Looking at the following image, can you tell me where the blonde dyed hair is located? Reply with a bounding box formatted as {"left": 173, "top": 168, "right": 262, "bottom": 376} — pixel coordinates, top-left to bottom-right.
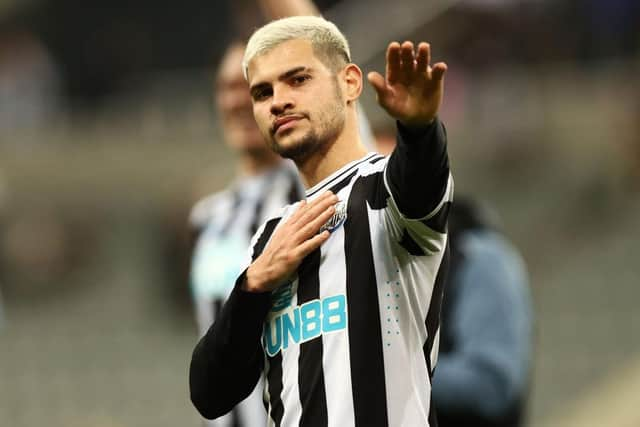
{"left": 242, "top": 16, "right": 351, "bottom": 80}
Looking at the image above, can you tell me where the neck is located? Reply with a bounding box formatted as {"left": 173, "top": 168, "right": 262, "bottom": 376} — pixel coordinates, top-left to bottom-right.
{"left": 296, "top": 113, "right": 367, "bottom": 188}
{"left": 238, "top": 150, "right": 282, "bottom": 176}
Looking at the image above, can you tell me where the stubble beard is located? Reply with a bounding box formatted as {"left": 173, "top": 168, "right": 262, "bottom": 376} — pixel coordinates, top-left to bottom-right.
{"left": 269, "top": 81, "right": 345, "bottom": 165}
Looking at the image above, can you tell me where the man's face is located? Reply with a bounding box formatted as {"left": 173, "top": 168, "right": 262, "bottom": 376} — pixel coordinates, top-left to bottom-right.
{"left": 216, "top": 45, "right": 267, "bottom": 155}
{"left": 247, "top": 39, "right": 346, "bottom": 163}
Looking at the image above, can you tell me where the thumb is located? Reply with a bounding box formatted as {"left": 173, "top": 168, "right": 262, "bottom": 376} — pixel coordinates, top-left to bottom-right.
{"left": 367, "top": 71, "right": 387, "bottom": 97}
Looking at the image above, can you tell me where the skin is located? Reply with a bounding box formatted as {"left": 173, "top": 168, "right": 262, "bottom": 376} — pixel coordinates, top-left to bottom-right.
{"left": 215, "top": 43, "right": 282, "bottom": 175}
{"left": 244, "top": 39, "right": 447, "bottom": 293}
{"left": 248, "top": 38, "right": 366, "bottom": 187}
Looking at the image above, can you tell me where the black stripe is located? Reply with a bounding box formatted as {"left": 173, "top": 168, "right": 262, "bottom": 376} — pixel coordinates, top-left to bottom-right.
{"left": 212, "top": 298, "right": 223, "bottom": 319}
{"left": 421, "top": 201, "right": 451, "bottom": 234}
{"left": 297, "top": 248, "right": 328, "bottom": 426}
{"left": 345, "top": 173, "right": 389, "bottom": 427}
{"left": 218, "top": 190, "right": 242, "bottom": 237}
{"left": 428, "top": 393, "right": 439, "bottom": 427}
{"left": 267, "top": 353, "right": 285, "bottom": 426}
{"left": 423, "top": 241, "right": 450, "bottom": 375}
{"left": 306, "top": 153, "right": 378, "bottom": 197}
{"left": 328, "top": 170, "right": 357, "bottom": 195}
{"left": 369, "top": 155, "right": 385, "bottom": 164}
{"left": 399, "top": 228, "right": 427, "bottom": 256}
{"left": 251, "top": 217, "right": 284, "bottom": 425}
{"left": 250, "top": 197, "right": 265, "bottom": 236}
{"left": 251, "top": 218, "right": 281, "bottom": 261}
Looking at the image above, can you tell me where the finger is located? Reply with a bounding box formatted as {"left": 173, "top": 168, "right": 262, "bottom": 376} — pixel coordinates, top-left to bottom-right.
{"left": 297, "top": 193, "right": 338, "bottom": 226}
{"left": 367, "top": 71, "right": 387, "bottom": 99}
{"left": 297, "top": 203, "right": 336, "bottom": 239}
{"left": 306, "top": 191, "right": 338, "bottom": 213}
{"left": 400, "top": 41, "right": 415, "bottom": 80}
{"left": 386, "top": 42, "right": 401, "bottom": 84}
{"left": 416, "top": 42, "right": 430, "bottom": 74}
{"left": 288, "top": 199, "right": 308, "bottom": 224}
{"left": 296, "top": 230, "right": 330, "bottom": 259}
{"left": 431, "top": 62, "right": 447, "bottom": 82}
{"left": 290, "top": 191, "right": 333, "bottom": 226}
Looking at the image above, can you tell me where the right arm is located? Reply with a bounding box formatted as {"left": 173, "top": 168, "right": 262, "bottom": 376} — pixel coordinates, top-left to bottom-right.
{"left": 189, "top": 272, "right": 272, "bottom": 419}
{"left": 189, "top": 191, "right": 338, "bottom": 418}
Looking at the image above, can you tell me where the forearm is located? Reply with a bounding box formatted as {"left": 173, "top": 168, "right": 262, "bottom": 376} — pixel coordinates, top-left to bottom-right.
{"left": 189, "top": 271, "right": 272, "bottom": 419}
{"left": 386, "top": 118, "right": 450, "bottom": 219}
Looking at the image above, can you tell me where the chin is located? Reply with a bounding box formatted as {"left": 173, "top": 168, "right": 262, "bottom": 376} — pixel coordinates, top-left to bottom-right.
{"left": 271, "top": 133, "right": 319, "bottom": 163}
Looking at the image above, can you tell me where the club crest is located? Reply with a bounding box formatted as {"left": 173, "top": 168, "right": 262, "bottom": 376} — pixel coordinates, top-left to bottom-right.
{"left": 320, "top": 201, "right": 346, "bottom": 233}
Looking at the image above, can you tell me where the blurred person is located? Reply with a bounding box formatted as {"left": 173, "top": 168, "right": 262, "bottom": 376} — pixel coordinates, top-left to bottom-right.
{"left": 433, "top": 199, "right": 532, "bottom": 427}
{"left": 0, "top": 25, "right": 61, "bottom": 133}
{"left": 376, "top": 128, "right": 533, "bottom": 427}
{"left": 190, "top": 15, "right": 452, "bottom": 426}
{"left": 188, "top": 40, "right": 303, "bottom": 427}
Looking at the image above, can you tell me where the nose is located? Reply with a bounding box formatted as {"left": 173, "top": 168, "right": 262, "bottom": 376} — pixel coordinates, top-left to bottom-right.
{"left": 270, "top": 86, "right": 294, "bottom": 116}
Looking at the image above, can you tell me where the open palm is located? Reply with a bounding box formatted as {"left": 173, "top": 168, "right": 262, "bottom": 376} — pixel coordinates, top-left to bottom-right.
{"left": 368, "top": 41, "right": 446, "bottom": 127}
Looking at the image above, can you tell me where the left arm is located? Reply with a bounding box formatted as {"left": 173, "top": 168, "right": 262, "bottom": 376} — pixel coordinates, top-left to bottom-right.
{"left": 386, "top": 119, "right": 449, "bottom": 219}
{"left": 368, "top": 42, "right": 450, "bottom": 218}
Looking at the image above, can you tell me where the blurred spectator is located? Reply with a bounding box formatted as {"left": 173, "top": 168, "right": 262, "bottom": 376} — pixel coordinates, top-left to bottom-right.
{"left": 0, "top": 25, "right": 61, "bottom": 134}
{"left": 187, "top": 40, "right": 303, "bottom": 427}
{"left": 433, "top": 198, "right": 533, "bottom": 427}
{"left": 0, "top": 207, "right": 99, "bottom": 299}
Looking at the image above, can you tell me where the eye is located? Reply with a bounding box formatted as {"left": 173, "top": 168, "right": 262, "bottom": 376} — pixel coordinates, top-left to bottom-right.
{"left": 252, "top": 87, "right": 272, "bottom": 101}
{"left": 291, "top": 75, "right": 310, "bottom": 85}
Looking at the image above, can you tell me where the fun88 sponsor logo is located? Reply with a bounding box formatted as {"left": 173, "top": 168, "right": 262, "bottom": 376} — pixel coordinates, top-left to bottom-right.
{"left": 263, "top": 294, "right": 347, "bottom": 356}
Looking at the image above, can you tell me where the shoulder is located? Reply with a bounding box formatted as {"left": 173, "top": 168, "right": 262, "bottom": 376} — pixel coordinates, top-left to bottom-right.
{"left": 459, "top": 230, "right": 522, "bottom": 266}
{"left": 456, "top": 229, "right": 529, "bottom": 297}
{"left": 188, "top": 189, "right": 234, "bottom": 230}
{"left": 359, "top": 153, "right": 387, "bottom": 176}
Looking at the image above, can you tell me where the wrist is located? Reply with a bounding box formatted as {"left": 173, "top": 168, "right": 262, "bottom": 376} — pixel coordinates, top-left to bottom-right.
{"left": 244, "top": 262, "right": 273, "bottom": 293}
{"left": 398, "top": 116, "right": 436, "bottom": 131}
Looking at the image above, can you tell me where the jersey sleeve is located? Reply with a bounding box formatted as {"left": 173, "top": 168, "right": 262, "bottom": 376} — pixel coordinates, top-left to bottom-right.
{"left": 382, "top": 118, "right": 454, "bottom": 253}
{"left": 189, "top": 215, "right": 283, "bottom": 420}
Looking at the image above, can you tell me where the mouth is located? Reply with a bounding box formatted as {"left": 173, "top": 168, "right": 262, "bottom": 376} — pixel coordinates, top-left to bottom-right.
{"left": 272, "top": 115, "right": 304, "bottom": 135}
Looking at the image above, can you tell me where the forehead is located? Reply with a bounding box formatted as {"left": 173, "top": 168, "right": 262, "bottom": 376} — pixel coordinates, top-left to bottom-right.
{"left": 217, "top": 46, "right": 245, "bottom": 85}
{"left": 247, "top": 39, "right": 325, "bottom": 85}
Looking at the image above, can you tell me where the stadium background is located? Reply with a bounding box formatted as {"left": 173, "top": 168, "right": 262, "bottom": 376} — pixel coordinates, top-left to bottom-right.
{"left": 1, "top": 0, "right": 639, "bottom": 426}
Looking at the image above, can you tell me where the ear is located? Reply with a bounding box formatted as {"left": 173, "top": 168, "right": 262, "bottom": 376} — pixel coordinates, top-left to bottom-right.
{"left": 341, "top": 63, "right": 363, "bottom": 104}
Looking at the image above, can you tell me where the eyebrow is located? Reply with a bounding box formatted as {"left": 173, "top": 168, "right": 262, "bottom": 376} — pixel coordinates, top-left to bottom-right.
{"left": 249, "top": 66, "right": 311, "bottom": 96}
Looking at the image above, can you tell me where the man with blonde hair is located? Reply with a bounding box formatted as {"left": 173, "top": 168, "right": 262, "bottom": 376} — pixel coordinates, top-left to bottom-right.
{"left": 190, "top": 15, "right": 452, "bottom": 427}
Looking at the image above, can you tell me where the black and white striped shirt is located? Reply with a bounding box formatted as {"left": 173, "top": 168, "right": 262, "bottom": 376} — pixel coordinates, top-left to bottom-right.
{"left": 190, "top": 119, "right": 453, "bottom": 427}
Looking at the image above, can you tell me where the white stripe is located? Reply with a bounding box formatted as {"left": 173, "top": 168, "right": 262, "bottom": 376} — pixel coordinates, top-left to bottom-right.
{"left": 319, "top": 224, "right": 356, "bottom": 427}
{"left": 279, "top": 290, "right": 302, "bottom": 426}
{"left": 368, "top": 204, "right": 443, "bottom": 425}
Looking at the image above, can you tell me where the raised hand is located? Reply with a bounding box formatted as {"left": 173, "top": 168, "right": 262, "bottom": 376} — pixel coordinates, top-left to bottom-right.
{"left": 367, "top": 41, "right": 447, "bottom": 127}
{"left": 244, "top": 191, "right": 339, "bottom": 293}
